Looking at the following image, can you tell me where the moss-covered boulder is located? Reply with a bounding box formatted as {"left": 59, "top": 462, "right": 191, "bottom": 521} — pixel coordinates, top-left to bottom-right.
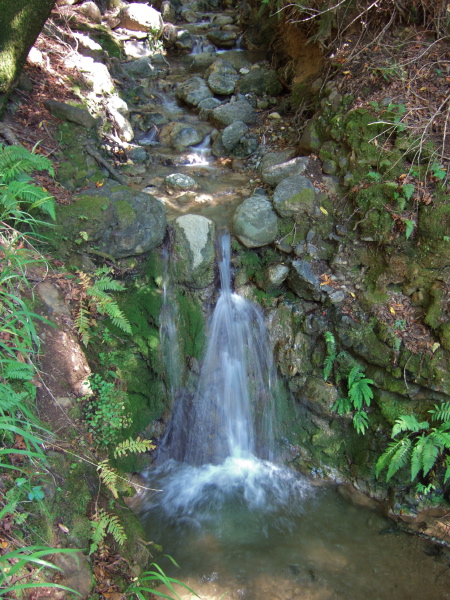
{"left": 56, "top": 180, "right": 166, "bottom": 258}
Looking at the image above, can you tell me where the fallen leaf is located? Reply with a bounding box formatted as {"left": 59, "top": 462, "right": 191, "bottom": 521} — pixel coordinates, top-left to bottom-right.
{"left": 319, "top": 206, "right": 329, "bottom": 215}
{"left": 58, "top": 523, "right": 70, "bottom": 534}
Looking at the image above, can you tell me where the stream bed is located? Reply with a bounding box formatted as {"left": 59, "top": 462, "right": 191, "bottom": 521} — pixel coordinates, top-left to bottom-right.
{"left": 132, "top": 457, "right": 450, "bottom": 600}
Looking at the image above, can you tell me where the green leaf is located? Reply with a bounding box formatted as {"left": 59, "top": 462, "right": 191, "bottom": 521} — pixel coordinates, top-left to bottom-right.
{"left": 402, "top": 183, "right": 415, "bottom": 200}
{"left": 404, "top": 219, "right": 415, "bottom": 239}
{"left": 386, "top": 437, "right": 412, "bottom": 481}
{"left": 391, "top": 414, "right": 428, "bottom": 438}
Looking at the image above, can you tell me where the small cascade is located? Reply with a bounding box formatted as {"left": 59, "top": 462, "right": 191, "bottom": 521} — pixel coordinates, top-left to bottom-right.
{"left": 185, "top": 134, "right": 212, "bottom": 166}
{"left": 159, "top": 248, "right": 183, "bottom": 403}
{"left": 159, "top": 231, "right": 277, "bottom": 465}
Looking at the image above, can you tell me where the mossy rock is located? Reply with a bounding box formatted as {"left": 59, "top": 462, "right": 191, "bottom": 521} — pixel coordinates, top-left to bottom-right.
{"left": 353, "top": 182, "right": 398, "bottom": 242}
{"left": 418, "top": 201, "right": 450, "bottom": 240}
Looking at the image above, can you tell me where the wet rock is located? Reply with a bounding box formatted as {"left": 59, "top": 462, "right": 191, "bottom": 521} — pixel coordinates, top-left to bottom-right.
{"left": 261, "top": 157, "right": 309, "bottom": 186}
{"left": 175, "top": 29, "right": 195, "bottom": 52}
{"left": 212, "top": 15, "right": 234, "bottom": 26}
{"left": 181, "top": 8, "right": 198, "bottom": 22}
{"left": 161, "top": 0, "right": 176, "bottom": 23}
{"left": 210, "top": 99, "right": 257, "bottom": 128}
{"left": 119, "top": 4, "right": 163, "bottom": 34}
{"left": 189, "top": 52, "right": 218, "bottom": 73}
{"left": 302, "top": 377, "right": 338, "bottom": 418}
{"left": 198, "top": 97, "right": 223, "bottom": 119}
{"left": 123, "top": 57, "right": 159, "bottom": 79}
{"left": 176, "top": 77, "right": 213, "bottom": 108}
{"left": 273, "top": 175, "right": 316, "bottom": 218}
{"left": 172, "top": 214, "right": 216, "bottom": 288}
{"left": 207, "top": 71, "right": 239, "bottom": 95}
{"left": 221, "top": 120, "right": 249, "bottom": 151}
{"left": 58, "top": 181, "right": 166, "bottom": 259}
{"left": 288, "top": 260, "right": 322, "bottom": 301}
{"left": 207, "top": 29, "right": 239, "bottom": 49}
{"left": 238, "top": 65, "right": 283, "bottom": 97}
{"left": 162, "top": 23, "right": 178, "bottom": 48}
{"left": 159, "top": 122, "right": 204, "bottom": 149}
{"left": 165, "top": 173, "right": 198, "bottom": 190}
{"left": 233, "top": 193, "right": 278, "bottom": 248}
{"left": 129, "top": 146, "right": 148, "bottom": 162}
{"left": 43, "top": 100, "right": 96, "bottom": 129}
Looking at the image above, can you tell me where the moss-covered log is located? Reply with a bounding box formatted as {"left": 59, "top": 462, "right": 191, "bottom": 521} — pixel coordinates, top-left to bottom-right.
{"left": 0, "top": 0, "right": 56, "bottom": 117}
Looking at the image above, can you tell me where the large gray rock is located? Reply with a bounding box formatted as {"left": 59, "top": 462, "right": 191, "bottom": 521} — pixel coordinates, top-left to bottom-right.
{"left": 261, "top": 157, "right": 309, "bottom": 186}
{"left": 165, "top": 173, "right": 198, "bottom": 190}
{"left": 43, "top": 100, "right": 96, "bottom": 129}
{"left": 272, "top": 175, "right": 316, "bottom": 218}
{"left": 159, "top": 122, "right": 204, "bottom": 149}
{"left": 175, "top": 30, "right": 194, "bottom": 52}
{"left": 221, "top": 120, "right": 248, "bottom": 151}
{"left": 176, "top": 77, "right": 213, "bottom": 107}
{"left": 238, "top": 66, "right": 283, "bottom": 97}
{"left": 288, "top": 260, "right": 322, "bottom": 301}
{"left": 233, "top": 193, "right": 278, "bottom": 248}
{"left": 207, "top": 71, "right": 239, "bottom": 95}
{"left": 119, "top": 4, "right": 164, "bottom": 34}
{"left": 57, "top": 182, "right": 166, "bottom": 258}
{"left": 172, "top": 215, "right": 216, "bottom": 288}
{"left": 210, "top": 99, "right": 257, "bottom": 128}
{"left": 123, "top": 57, "right": 159, "bottom": 79}
{"left": 207, "top": 29, "right": 238, "bottom": 49}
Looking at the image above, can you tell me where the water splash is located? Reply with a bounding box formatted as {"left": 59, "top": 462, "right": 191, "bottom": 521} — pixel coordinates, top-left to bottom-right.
{"left": 185, "top": 134, "right": 212, "bottom": 166}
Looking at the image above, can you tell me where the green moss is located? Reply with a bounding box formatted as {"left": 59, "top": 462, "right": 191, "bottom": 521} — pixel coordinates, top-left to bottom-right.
{"left": 419, "top": 202, "right": 450, "bottom": 239}
{"left": 115, "top": 200, "right": 136, "bottom": 228}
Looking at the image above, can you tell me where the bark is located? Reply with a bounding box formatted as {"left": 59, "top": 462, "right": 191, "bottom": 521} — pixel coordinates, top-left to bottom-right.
{"left": 0, "top": 0, "right": 56, "bottom": 117}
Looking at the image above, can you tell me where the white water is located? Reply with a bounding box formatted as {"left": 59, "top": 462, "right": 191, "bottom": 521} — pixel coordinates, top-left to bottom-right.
{"left": 132, "top": 233, "right": 450, "bottom": 600}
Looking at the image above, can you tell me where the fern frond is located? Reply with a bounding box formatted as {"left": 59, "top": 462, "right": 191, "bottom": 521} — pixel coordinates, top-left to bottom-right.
{"left": 429, "top": 402, "right": 450, "bottom": 423}
{"left": 91, "top": 275, "right": 125, "bottom": 293}
{"left": 353, "top": 410, "right": 369, "bottom": 435}
{"left": 97, "top": 459, "right": 119, "bottom": 498}
{"left": 420, "top": 436, "right": 440, "bottom": 477}
{"left": 0, "top": 144, "right": 54, "bottom": 184}
{"left": 74, "top": 302, "right": 91, "bottom": 346}
{"left": 90, "top": 508, "right": 126, "bottom": 555}
{"left": 376, "top": 437, "right": 412, "bottom": 480}
{"left": 391, "top": 414, "right": 429, "bottom": 438}
{"left": 386, "top": 437, "right": 412, "bottom": 481}
{"left": 2, "top": 360, "right": 34, "bottom": 381}
{"left": 113, "top": 437, "right": 155, "bottom": 459}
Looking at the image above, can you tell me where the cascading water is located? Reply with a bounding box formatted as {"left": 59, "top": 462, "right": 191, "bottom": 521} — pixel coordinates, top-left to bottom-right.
{"left": 160, "top": 232, "right": 276, "bottom": 465}
{"left": 131, "top": 233, "right": 450, "bottom": 600}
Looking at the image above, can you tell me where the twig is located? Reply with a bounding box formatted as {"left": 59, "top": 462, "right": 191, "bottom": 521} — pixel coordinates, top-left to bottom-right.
{"left": 83, "top": 143, "right": 128, "bottom": 185}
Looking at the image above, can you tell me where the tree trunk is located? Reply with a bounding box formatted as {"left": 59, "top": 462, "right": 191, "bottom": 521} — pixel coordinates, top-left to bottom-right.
{"left": 0, "top": 0, "right": 56, "bottom": 118}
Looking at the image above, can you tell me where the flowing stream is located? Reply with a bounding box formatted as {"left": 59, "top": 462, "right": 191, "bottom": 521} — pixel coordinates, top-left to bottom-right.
{"left": 131, "top": 235, "right": 450, "bottom": 600}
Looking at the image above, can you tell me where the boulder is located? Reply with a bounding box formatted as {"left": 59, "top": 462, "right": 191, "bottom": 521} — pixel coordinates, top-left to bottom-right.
{"left": 79, "top": 1, "right": 101, "bottom": 23}
{"left": 172, "top": 215, "right": 216, "bottom": 288}
{"left": 175, "top": 30, "right": 194, "bottom": 52}
{"left": 165, "top": 173, "right": 198, "bottom": 190}
{"left": 233, "top": 193, "right": 278, "bottom": 248}
{"left": 261, "top": 157, "right": 309, "bottom": 186}
{"left": 221, "top": 120, "right": 248, "bottom": 151}
{"left": 119, "top": 4, "right": 163, "bottom": 34}
{"left": 238, "top": 65, "right": 283, "bottom": 96}
{"left": 57, "top": 181, "right": 166, "bottom": 258}
{"left": 176, "top": 77, "right": 213, "bottom": 108}
{"left": 288, "top": 260, "right": 322, "bottom": 301}
{"left": 207, "top": 29, "right": 238, "bottom": 49}
{"left": 272, "top": 175, "right": 316, "bottom": 218}
{"left": 43, "top": 100, "right": 96, "bottom": 129}
{"left": 210, "top": 99, "right": 257, "bottom": 128}
{"left": 123, "top": 57, "right": 159, "bottom": 79}
{"left": 159, "top": 122, "right": 204, "bottom": 149}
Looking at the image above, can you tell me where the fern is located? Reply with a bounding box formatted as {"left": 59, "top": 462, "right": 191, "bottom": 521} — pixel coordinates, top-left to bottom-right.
{"left": 429, "top": 402, "right": 450, "bottom": 423}
{"left": 114, "top": 437, "right": 156, "bottom": 458}
{"left": 97, "top": 459, "right": 119, "bottom": 499}
{"left": 90, "top": 508, "right": 127, "bottom": 555}
{"left": 0, "top": 144, "right": 54, "bottom": 184}
{"left": 74, "top": 302, "right": 91, "bottom": 346}
{"left": 353, "top": 410, "right": 369, "bottom": 435}
{"left": 347, "top": 366, "right": 374, "bottom": 410}
{"left": 391, "top": 414, "right": 429, "bottom": 438}
{"left": 323, "top": 331, "right": 336, "bottom": 382}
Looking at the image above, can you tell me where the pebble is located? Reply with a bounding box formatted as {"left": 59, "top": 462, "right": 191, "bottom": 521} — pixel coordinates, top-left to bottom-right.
{"left": 268, "top": 112, "right": 282, "bottom": 119}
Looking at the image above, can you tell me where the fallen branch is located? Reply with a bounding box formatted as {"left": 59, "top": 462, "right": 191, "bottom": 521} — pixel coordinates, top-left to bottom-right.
{"left": 0, "top": 122, "right": 22, "bottom": 146}
{"left": 83, "top": 143, "right": 128, "bottom": 185}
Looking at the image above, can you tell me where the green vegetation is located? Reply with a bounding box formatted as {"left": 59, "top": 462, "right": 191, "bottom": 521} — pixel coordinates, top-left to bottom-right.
{"left": 79, "top": 373, "right": 132, "bottom": 447}
{"left": 376, "top": 404, "right": 450, "bottom": 493}
{"left": 0, "top": 144, "right": 77, "bottom": 595}
{"left": 323, "top": 332, "right": 374, "bottom": 435}
{"left": 127, "top": 558, "right": 200, "bottom": 600}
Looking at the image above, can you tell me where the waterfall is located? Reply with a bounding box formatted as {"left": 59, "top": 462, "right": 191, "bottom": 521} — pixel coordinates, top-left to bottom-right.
{"left": 159, "top": 232, "right": 277, "bottom": 465}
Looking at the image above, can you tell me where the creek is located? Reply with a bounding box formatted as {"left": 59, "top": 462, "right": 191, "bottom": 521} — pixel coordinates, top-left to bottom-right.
{"left": 131, "top": 238, "right": 450, "bottom": 600}
{"left": 113, "top": 10, "right": 450, "bottom": 599}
